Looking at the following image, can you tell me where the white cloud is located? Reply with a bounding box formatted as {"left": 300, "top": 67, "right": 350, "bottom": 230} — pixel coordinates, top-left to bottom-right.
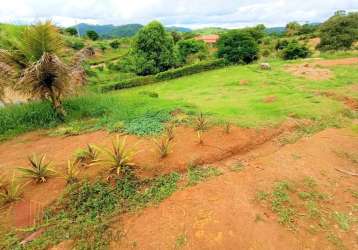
{"left": 0, "top": 0, "right": 357, "bottom": 28}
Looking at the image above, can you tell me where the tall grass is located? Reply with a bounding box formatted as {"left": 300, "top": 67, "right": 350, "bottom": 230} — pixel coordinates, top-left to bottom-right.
{"left": 0, "top": 92, "right": 186, "bottom": 140}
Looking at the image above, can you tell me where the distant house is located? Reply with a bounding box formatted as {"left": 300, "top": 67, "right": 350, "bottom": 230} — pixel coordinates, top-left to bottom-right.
{"left": 195, "top": 35, "right": 220, "bottom": 45}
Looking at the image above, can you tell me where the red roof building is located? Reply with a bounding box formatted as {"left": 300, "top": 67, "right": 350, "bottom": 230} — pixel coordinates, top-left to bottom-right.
{"left": 195, "top": 35, "right": 220, "bottom": 44}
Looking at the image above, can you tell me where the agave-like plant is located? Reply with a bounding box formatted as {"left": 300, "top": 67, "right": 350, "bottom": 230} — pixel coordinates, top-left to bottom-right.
{"left": 194, "top": 113, "right": 209, "bottom": 132}
{"left": 64, "top": 160, "right": 80, "bottom": 185}
{"left": 0, "top": 173, "right": 24, "bottom": 205}
{"left": 0, "top": 21, "right": 86, "bottom": 119}
{"left": 17, "top": 154, "right": 56, "bottom": 183}
{"left": 164, "top": 123, "right": 175, "bottom": 141}
{"left": 153, "top": 136, "right": 172, "bottom": 158}
{"left": 95, "top": 136, "right": 136, "bottom": 178}
{"left": 74, "top": 144, "right": 99, "bottom": 166}
{"left": 223, "top": 121, "right": 231, "bottom": 134}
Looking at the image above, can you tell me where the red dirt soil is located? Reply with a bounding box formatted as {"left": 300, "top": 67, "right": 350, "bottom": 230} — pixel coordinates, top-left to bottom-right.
{"left": 286, "top": 57, "right": 358, "bottom": 81}
{"left": 0, "top": 121, "right": 298, "bottom": 229}
{"left": 110, "top": 128, "right": 358, "bottom": 250}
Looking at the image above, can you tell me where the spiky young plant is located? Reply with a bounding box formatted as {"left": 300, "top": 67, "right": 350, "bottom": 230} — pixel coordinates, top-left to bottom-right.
{"left": 194, "top": 113, "right": 209, "bottom": 132}
{"left": 0, "top": 173, "right": 24, "bottom": 206}
{"left": 0, "top": 21, "right": 85, "bottom": 119}
{"left": 223, "top": 121, "right": 231, "bottom": 134}
{"left": 96, "top": 136, "right": 136, "bottom": 178}
{"left": 194, "top": 113, "right": 209, "bottom": 144}
{"left": 74, "top": 144, "right": 99, "bottom": 166}
{"left": 164, "top": 123, "right": 175, "bottom": 141}
{"left": 153, "top": 136, "right": 172, "bottom": 158}
{"left": 64, "top": 160, "right": 80, "bottom": 185}
{"left": 17, "top": 154, "right": 56, "bottom": 183}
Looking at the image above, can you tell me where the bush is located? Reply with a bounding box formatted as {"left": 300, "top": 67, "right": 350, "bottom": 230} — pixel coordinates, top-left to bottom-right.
{"left": 65, "top": 27, "right": 78, "bottom": 36}
{"left": 109, "top": 40, "right": 120, "bottom": 49}
{"left": 177, "top": 39, "right": 207, "bottom": 64}
{"left": 155, "top": 59, "right": 226, "bottom": 81}
{"left": 69, "top": 40, "right": 85, "bottom": 50}
{"left": 86, "top": 30, "right": 99, "bottom": 41}
{"left": 317, "top": 11, "right": 358, "bottom": 51}
{"left": 275, "top": 39, "right": 289, "bottom": 50}
{"left": 217, "top": 30, "right": 259, "bottom": 64}
{"left": 101, "top": 59, "right": 227, "bottom": 92}
{"left": 282, "top": 40, "right": 310, "bottom": 60}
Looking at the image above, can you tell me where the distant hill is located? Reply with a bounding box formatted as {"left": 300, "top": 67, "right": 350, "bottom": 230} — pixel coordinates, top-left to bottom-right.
{"left": 74, "top": 23, "right": 192, "bottom": 38}
{"left": 166, "top": 26, "right": 192, "bottom": 33}
{"left": 194, "top": 27, "right": 228, "bottom": 35}
{"left": 74, "top": 23, "right": 143, "bottom": 38}
{"left": 265, "top": 27, "right": 286, "bottom": 34}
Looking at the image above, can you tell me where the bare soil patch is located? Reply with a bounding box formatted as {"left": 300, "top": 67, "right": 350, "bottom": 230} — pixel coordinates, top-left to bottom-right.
{"left": 286, "top": 57, "right": 358, "bottom": 80}
{"left": 110, "top": 128, "right": 358, "bottom": 250}
{"left": 320, "top": 91, "right": 358, "bottom": 111}
{"left": 286, "top": 64, "right": 332, "bottom": 80}
{"left": 0, "top": 121, "right": 298, "bottom": 228}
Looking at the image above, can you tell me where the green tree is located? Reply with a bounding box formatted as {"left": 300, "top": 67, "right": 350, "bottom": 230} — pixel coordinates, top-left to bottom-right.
{"left": 0, "top": 21, "right": 83, "bottom": 119}
{"left": 217, "top": 30, "right": 259, "bottom": 64}
{"left": 317, "top": 12, "right": 358, "bottom": 51}
{"left": 86, "top": 30, "right": 99, "bottom": 41}
{"left": 286, "top": 22, "right": 301, "bottom": 36}
{"left": 65, "top": 27, "right": 78, "bottom": 36}
{"left": 242, "top": 24, "right": 266, "bottom": 41}
{"left": 127, "top": 21, "right": 176, "bottom": 75}
{"left": 177, "top": 39, "right": 207, "bottom": 64}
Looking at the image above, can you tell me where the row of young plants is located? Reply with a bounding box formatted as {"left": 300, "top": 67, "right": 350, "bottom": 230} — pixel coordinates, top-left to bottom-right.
{"left": 0, "top": 112, "right": 229, "bottom": 207}
{"left": 99, "top": 59, "right": 228, "bottom": 92}
{"left": 0, "top": 114, "right": 230, "bottom": 249}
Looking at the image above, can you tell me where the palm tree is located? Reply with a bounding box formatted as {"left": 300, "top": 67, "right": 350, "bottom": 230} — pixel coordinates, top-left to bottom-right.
{"left": 0, "top": 21, "right": 79, "bottom": 119}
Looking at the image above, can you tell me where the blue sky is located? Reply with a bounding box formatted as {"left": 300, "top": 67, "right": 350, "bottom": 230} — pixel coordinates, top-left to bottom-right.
{"left": 0, "top": 0, "right": 357, "bottom": 28}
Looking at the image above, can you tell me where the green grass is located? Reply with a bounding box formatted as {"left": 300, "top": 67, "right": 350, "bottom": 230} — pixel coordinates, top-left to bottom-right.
{"left": 116, "top": 60, "right": 357, "bottom": 127}
{"left": 187, "top": 165, "right": 222, "bottom": 186}
{"left": 0, "top": 93, "right": 190, "bottom": 140}
{"left": 0, "top": 172, "right": 181, "bottom": 250}
{"left": 1, "top": 57, "right": 357, "bottom": 140}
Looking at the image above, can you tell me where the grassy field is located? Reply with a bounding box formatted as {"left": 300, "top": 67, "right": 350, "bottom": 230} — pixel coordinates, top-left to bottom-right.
{"left": 115, "top": 59, "right": 357, "bottom": 127}
{"left": 0, "top": 57, "right": 357, "bottom": 141}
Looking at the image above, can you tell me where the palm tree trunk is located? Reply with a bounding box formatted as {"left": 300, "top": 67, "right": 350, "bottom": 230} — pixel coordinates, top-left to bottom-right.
{"left": 49, "top": 89, "right": 66, "bottom": 120}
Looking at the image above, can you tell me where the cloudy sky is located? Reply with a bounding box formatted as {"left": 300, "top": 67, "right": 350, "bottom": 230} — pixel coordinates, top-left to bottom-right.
{"left": 0, "top": 0, "right": 357, "bottom": 28}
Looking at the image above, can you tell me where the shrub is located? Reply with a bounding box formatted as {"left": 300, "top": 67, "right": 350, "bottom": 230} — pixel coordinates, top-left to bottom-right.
{"left": 177, "top": 39, "right": 207, "bottom": 64}
{"left": 217, "top": 30, "right": 259, "bottom": 64}
{"left": 17, "top": 154, "right": 56, "bottom": 183}
{"left": 282, "top": 40, "right": 310, "bottom": 60}
{"left": 155, "top": 59, "right": 226, "bottom": 81}
{"left": 86, "top": 30, "right": 99, "bottom": 41}
{"left": 101, "top": 59, "right": 227, "bottom": 92}
{"left": 109, "top": 40, "right": 120, "bottom": 49}
{"left": 318, "top": 11, "right": 358, "bottom": 51}
{"left": 66, "top": 39, "right": 85, "bottom": 50}
{"left": 275, "top": 39, "right": 289, "bottom": 50}
{"left": 65, "top": 27, "right": 78, "bottom": 36}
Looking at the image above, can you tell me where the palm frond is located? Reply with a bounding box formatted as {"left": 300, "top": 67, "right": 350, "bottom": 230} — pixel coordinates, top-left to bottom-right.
{"left": 16, "top": 53, "right": 70, "bottom": 99}
{"left": 20, "top": 21, "right": 64, "bottom": 62}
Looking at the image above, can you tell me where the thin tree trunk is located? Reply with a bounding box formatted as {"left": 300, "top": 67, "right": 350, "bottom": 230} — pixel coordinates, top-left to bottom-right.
{"left": 49, "top": 89, "right": 66, "bottom": 120}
